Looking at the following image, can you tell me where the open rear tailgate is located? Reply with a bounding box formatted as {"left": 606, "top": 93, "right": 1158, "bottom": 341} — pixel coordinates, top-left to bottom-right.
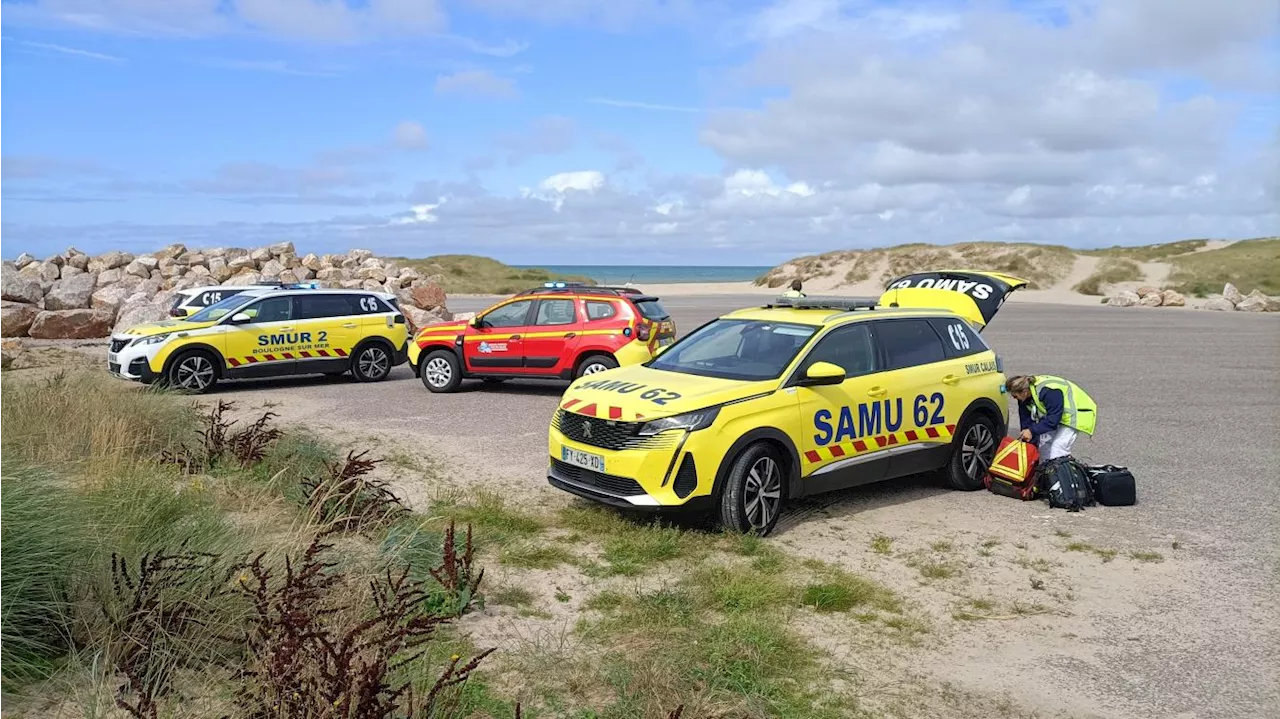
{"left": 878, "top": 270, "right": 1028, "bottom": 329}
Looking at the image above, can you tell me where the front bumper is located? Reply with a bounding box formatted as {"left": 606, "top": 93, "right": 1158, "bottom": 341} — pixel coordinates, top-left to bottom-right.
{"left": 107, "top": 336, "right": 163, "bottom": 384}
{"left": 547, "top": 424, "right": 718, "bottom": 510}
{"left": 392, "top": 342, "right": 409, "bottom": 367}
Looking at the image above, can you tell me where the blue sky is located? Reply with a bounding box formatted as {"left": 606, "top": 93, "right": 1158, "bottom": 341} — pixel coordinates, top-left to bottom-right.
{"left": 2, "top": 0, "right": 1277, "bottom": 264}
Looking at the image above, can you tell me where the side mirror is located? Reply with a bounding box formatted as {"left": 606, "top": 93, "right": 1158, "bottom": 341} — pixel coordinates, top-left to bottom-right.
{"left": 471, "top": 316, "right": 486, "bottom": 329}
{"left": 169, "top": 307, "right": 190, "bottom": 318}
{"left": 229, "top": 312, "right": 252, "bottom": 324}
{"left": 800, "top": 361, "right": 845, "bottom": 386}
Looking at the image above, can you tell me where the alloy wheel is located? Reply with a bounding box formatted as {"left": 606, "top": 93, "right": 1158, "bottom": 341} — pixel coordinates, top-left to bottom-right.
{"left": 175, "top": 355, "right": 214, "bottom": 391}
{"left": 424, "top": 357, "right": 452, "bottom": 387}
{"left": 582, "top": 362, "right": 609, "bottom": 375}
{"left": 744, "top": 456, "right": 782, "bottom": 529}
{"left": 359, "top": 347, "right": 389, "bottom": 379}
{"left": 961, "top": 423, "right": 996, "bottom": 480}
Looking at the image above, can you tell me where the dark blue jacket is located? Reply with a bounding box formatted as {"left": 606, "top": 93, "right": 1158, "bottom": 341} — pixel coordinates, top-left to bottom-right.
{"left": 1018, "top": 385, "right": 1064, "bottom": 442}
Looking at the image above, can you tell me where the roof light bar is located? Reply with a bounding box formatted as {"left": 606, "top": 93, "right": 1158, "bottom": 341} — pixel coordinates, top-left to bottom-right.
{"left": 768, "top": 296, "right": 879, "bottom": 311}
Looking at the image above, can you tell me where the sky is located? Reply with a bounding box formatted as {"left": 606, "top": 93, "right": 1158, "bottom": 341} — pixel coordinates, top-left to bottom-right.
{"left": 2, "top": 0, "right": 1277, "bottom": 265}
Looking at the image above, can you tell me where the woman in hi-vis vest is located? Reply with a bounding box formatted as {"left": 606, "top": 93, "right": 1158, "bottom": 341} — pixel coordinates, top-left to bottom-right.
{"left": 1006, "top": 375, "right": 1098, "bottom": 461}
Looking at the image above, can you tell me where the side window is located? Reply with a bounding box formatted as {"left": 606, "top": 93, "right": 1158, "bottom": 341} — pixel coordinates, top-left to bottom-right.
{"left": 585, "top": 300, "right": 617, "bottom": 321}
{"left": 297, "top": 295, "right": 357, "bottom": 320}
{"left": 242, "top": 297, "right": 293, "bottom": 324}
{"left": 928, "top": 317, "right": 987, "bottom": 358}
{"left": 798, "top": 324, "right": 878, "bottom": 377}
{"left": 535, "top": 299, "right": 577, "bottom": 326}
{"left": 481, "top": 300, "right": 533, "bottom": 328}
{"left": 874, "top": 319, "right": 948, "bottom": 370}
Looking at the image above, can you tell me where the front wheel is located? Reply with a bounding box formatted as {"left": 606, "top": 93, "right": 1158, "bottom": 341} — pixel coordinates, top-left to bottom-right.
{"left": 166, "top": 351, "right": 218, "bottom": 394}
{"left": 351, "top": 343, "right": 392, "bottom": 382}
{"left": 576, "top": 355, "right": 618, "bottom": 378}
{"left": 718, "top": 443, "right": 785, "bottom": 536}
{"left": 945, "top": 413, "right": 998, "bottom": 490}
{"left": 420, "top": 350, "right": 462, "bottom": 393}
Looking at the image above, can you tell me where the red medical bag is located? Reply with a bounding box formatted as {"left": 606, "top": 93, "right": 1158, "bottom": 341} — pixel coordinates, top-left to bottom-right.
{"left": 984, "top": 437, "right": 1040, "bottom": 500}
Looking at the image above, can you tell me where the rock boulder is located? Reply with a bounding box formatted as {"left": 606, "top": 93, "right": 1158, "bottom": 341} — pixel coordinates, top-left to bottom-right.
{"left": 1223, "top": 283, "right": 1244, "bottom": 305}
{"left": 1201, "top": 298, "right": 1236, "bottom": 311}
{"left": 1237, "top": 291, "right": 1270, "bottom": 312}
{"left": 1106, "top": 291, "right": 1140, "bottom": 307}
{"left": 45, "top": 272, "right": 98, "bottom": 310}
{"left": 1139, "top": 292, "right": 1163, "bottom": 307}
{"left": 410, "top": 283, "right": 448, "bottom": 310}
{"left": 3, "top": 265, "right": 46, "bottom": 304}
{"left": 1, "top": 301, "right": 40, "bottom": 337}
{"left": 1159, "top": 289, "right": 1186, "bottom": 307}
{"left": 91, "top": 285, "right": 134, "bottom": 315}
{"left": 29, "top": 309, "right": 114, "bottom": 339}
{"left": 113, "top": 299, "right": 170, "bottom": 334}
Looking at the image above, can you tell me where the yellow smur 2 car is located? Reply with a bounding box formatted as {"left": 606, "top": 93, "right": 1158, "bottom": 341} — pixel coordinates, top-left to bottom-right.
{"left": 548, "top": 270, "right": 1027, "bottom": 535}
{"left": 108, "top": 283, "right": 408, "bottom": 393}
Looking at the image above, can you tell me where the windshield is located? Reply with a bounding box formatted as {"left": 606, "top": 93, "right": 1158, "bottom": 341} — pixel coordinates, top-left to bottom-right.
{"left": 647, "top": 318, "right": 818, "bottom": 381}
{"left": 186, "top": 294, "right": 258, "bottom": 323}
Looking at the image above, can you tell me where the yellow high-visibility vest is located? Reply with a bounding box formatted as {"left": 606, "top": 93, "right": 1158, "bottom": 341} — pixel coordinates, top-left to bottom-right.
{"left": 1030, "top": 375, "right": 1097, "bottom": 435}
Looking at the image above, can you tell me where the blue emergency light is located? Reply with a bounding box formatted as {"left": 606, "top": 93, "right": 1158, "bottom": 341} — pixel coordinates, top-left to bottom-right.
{"left": 544, "top": 281, "right": 568, "bottom": 288}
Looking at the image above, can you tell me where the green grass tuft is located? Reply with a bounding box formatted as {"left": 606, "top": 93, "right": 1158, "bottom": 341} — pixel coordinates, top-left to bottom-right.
{"left": 1072, "top": 257, "right": 1143, "bottom": 295}
{"left": 1167, "top": 237, "right": 1280, "bottom": 296}
{"left": 871, "top": 534, "right": 894, "bottom": 555}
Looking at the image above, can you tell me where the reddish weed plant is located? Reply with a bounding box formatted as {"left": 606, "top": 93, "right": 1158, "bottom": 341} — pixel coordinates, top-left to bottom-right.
{"left": 162, "top": 400, "right": 282, "bottom": 472}
{"left": 234, "top": 530, "right": 493, "bottom": 719}
{"left": 301, "top": 449, "right": 406, "bottom": 532}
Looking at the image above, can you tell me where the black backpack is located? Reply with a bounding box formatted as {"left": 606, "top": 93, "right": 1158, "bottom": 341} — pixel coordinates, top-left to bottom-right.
{"left": 1038, "top": 457, "right": 1095, "bottom": 512}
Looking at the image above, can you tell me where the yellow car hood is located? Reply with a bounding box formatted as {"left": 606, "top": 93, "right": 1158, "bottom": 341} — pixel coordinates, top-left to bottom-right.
{"left": 119, "top": 318, "right": 220, "bottom": 337}
{"left": 560, "top": 365, "right": 776, "bottom": 421}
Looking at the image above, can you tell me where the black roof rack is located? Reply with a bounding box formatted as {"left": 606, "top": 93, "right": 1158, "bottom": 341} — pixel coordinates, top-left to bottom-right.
{"left": 517, "top": 282, "right": 649, "bottom": 298}
{"left": 251, "top": 281, "right": 323, "bottom": 290}
{"left": 764, "top": 296, "right": 879, "bottom": 311}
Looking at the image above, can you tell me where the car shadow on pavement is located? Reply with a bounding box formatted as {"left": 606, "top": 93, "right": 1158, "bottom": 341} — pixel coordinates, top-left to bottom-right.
{"left": 772, "top": 473, "right": 953, "bottom": 536}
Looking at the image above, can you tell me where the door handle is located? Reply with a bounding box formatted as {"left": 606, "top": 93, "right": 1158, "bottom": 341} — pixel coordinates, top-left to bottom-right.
{"left": 565, "top": 332, "right": 576, "bottom": 339}
{"left": 278, "top": 326, "right": 294, "bottom": 332}
{"left": 942, "top": 374, "right": 960, "bottom": 385}
{"left": 510, "top": 334, "right": 521, "bottom": 340}
{"left": 342, "top": 323, "right": 358, "bottom": 329}
{"left": 867, "top": 386, "right": 887, "bottom": 398}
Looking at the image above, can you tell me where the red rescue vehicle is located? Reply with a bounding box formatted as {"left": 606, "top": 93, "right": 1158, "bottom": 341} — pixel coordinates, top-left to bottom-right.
{"left": 408, "top": 283, "right": 675, "bottom": 393}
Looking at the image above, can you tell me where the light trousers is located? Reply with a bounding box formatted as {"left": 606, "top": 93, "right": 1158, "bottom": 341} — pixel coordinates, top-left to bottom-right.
{"left": 1038, "top": 425, "right": 1078, "bottom": 461}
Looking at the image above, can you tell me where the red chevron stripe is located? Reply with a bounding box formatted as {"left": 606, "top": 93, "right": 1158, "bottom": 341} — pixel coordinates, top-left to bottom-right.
{"left": 227, "top": 357, "right": 241, "bottom": 367}
{"left": 829, "top": 445, "right": 846, "bottom": 458}
{"left": 608, "top": 406, "right": 623, "bottom": 420}
{"left": 875, "top": 435, "right": 888, "bottom": 448}
{"left": 946, "top": 424, "right": 956, "bottom": 434}
{"left": 804, "top": 450, "right": 821, "bottom": 463}
{"left": 887, "top": 433, "right": 899, "bottom": 446}
{"left": 245, "top": 355, "right": 259, "bottom": 363}
{"left": 318, "top": 349, "right": 330, "bottom": 357}
{"left": 299, "top": 351, "right": 311, "bottom": 358}
{"left": 562, "top": 398, "right": 582, "bottom": 410}
{"left": 905, "top": 430, "right": 919, "bottom": 441}
{"left": 925, "top": 426, "right": 940, "bottom": 439}
{"left": 853, "top": 440, "right": 868, "bottom": 452}
{"left": 264, "top": 354, "right": 276, "bottom": 362}
{"left": 578, "top": 403, "right": 598, "bottom": 417}
{"left": 335, "top": 348, "right": 348, "bottom": 357}
{"left": 282, "top": 352, "right": 294, "bottom": 360}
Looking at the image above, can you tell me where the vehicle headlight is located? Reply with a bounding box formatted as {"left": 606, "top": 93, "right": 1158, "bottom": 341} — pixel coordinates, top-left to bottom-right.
{"left": 637, "top": 406, "right": 720, "bottom": 436}
{"left": 131, "top": 333, "right": 172, "bottom": 347}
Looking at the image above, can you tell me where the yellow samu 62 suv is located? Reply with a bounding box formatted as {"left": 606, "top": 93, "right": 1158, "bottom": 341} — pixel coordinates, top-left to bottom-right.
{"left": 547, "top": 271, "right": 1027, "bottom": 535}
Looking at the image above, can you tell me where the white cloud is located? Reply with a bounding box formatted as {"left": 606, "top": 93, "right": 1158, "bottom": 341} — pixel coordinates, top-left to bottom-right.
{"left": 393, "top": 121, "right": 429, "bottom": 151}
{"left": 537, "top": 170, "right": 607, "bottom": 194}
{"left": 434, "top": 69, "right": 520, "bottom": 99}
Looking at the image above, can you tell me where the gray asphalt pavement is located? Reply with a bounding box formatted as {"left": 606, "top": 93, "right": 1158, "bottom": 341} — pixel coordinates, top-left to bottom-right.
{"left": 212, "top": 295, "right": 1279, "bottom": 718}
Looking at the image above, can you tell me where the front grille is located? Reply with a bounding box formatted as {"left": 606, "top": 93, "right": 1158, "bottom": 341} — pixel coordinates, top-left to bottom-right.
{"left": 552, "top": 410, "right": 678, "bottom": 451}
{"left": 109, "top": 338, "right": 130, "bottom": 353}
{"left": 108, "top": 362, "right": 121, "bottom": 374}
{"left": 551, "top": 459, "right": 645, "bottom": 496}
{"left": 128, "top": 358, "right": 148, "bottom": 374}
{"left": 673, "top": 454, "right": 698, "bottom": 498}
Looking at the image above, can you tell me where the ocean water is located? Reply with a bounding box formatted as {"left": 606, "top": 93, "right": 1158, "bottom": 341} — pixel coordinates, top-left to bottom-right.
{"left": 518, "top": 265, "right": 772, "bottom": 285}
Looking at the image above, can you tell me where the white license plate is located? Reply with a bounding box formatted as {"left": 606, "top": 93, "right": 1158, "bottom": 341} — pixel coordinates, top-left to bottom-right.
{"left": 107, "top": 352, "right": 119, "bottom": 364}
{"left": 561, "top": 446, "right": 605, "bottom": 473}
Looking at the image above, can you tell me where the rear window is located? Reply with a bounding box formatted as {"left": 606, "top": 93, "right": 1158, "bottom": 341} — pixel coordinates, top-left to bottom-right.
{"left": 633, "top": 299, "right": 669, "bottom": 321}
{"left": 874, "top": 319, "right": 948, "bottom": 370}
{"left": 927, "top": 317, "right": 988, "bottom": 358}
{"left": 297, "top": 294, "right": 359, "bottom": 320}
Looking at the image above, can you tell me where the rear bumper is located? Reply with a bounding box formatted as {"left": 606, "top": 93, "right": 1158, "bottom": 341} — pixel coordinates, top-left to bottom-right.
{"left": 392, "top": 342, "right": 409, "bottom": 367}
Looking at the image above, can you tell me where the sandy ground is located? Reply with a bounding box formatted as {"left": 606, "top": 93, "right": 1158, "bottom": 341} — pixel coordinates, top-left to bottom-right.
{"left": 14, "top": 296, "right": 1277, "bottom": 718}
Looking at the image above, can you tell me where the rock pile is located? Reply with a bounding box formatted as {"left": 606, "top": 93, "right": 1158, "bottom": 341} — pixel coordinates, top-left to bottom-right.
{"left": 2, "top": 243, "right": 451, "bottom": 339}
{"left": 1105, "top": 286, "right": 1186, "bottom": 309}
{"left": 1200, "top": 283, "right": 1280, "bottom": 312}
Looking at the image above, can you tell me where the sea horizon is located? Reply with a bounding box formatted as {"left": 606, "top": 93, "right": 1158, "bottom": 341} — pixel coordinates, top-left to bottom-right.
{"left": 514, "top": 264, "right": 772, "bottom": 285}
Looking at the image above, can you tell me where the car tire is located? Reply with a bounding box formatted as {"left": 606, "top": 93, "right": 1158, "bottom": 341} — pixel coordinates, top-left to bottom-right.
{"left": 351, "top": 342, "right": 393, "bottom": 383}
{"left": 420, "top": 350, "right": 462, "bottom": 393}
{"left": 945, "top": 413, "right": 999, "bottom": 490}
{"left": 165, "top": 350, "right": 219, "bottom": 394}
{"left": 718, "top": 442, "right": 785, "bottom": 536}
{"left": 576, "top": 354, "right": 618, "bottom": 378}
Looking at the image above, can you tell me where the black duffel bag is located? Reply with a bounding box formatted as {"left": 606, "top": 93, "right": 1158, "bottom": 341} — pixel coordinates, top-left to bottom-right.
{"left": 1085, "top": 465, "right": 1137, "bottom": 506}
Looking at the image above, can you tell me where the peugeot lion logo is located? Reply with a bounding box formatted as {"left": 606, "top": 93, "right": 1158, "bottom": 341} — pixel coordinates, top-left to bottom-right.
{"left": 581, "top": 421, "right": 592, "bottom": 439}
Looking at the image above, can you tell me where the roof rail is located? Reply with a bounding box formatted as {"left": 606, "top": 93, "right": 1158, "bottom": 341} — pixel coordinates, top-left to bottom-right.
{"left": 252, "top": 280, "right": 322, "bottom": 290}
{"left": 517, "top": 281, "right": 648, "bottom": 297}
{"left": 764, "top": 295, "right": 879, "bottom": 312}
